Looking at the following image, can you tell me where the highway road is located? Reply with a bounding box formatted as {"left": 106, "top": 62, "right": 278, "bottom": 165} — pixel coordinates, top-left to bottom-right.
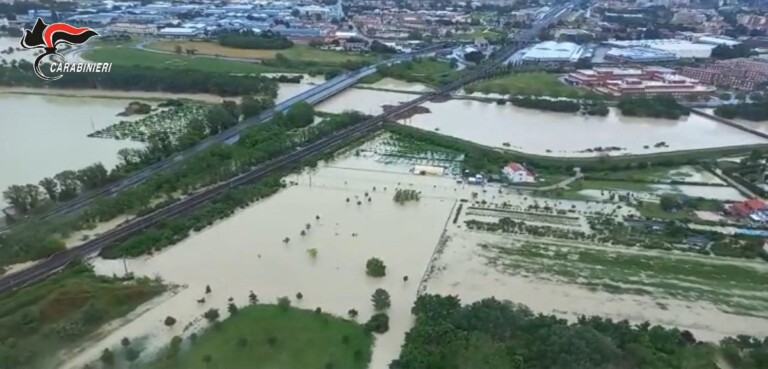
{"left": 0, "top": 4, "right": 571, "bottom": 294}
{"left": 0, "top": 44, "right": 448, "bottom": 233}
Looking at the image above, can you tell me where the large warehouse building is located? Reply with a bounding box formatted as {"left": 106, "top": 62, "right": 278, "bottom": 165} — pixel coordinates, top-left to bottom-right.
{"left": 604, "top": 47, "right": 677, "bottom": 63}
{"left": 521, "top": 41, "right": 585, "bottom": 63}
{"left": 604, "top": 39, "right": 716, "bottom": 59}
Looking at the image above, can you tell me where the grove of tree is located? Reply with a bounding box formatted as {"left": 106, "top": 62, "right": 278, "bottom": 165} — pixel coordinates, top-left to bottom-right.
{"left": 391, "top": 294, "right": 768, "bottom": 369}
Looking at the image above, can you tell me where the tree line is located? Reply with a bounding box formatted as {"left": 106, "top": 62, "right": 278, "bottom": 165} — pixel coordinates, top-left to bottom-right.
{"left": 2, "top": 97, "right": 278, "bottom": 218}
{"left": 101, "top": 110, "right": 367, "bottom": 258}
{"left": 617, "top": 95, "right": 689, "bottom": 119}
{"left": 0, "top": 105, "right": 367, "bottom": 265}
{"left": 714, "top": 102, "right": 768, "bottom": 122}
{"left": 392, "top": 294, "right": 768, "bottom": 369}
{"left": 0, "top": 62, "right": 279, "bottom": 97}
{"left": 217, "top": 30, "right": 294, "bottom": 50}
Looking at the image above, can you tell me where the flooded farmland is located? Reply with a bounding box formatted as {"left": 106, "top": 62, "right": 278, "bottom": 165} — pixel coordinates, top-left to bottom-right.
{"left": 0, "top": 94, "right": 144, "bottom": 204}
{"left": 0, "top": 75, "right": 324, "bottom": 207}
{"left": 56, "top": 136, "right": 768, "bottom": 368}
{"left": 317, "top": 86, "right": 768, "bottom": 157}
{"left": 66, "top": 154, "right": 462, "bottom": 369}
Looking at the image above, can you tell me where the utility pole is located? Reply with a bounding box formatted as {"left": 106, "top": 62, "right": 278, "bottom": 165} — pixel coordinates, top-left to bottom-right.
{"left": 123, "top": 258, "right": 129, "bottom": 277}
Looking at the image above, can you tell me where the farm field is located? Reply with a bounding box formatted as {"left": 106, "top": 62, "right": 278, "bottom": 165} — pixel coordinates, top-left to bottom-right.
{"left": 425, "top": 215, "right": 768, "bottom": 341}
{"left": 146, "top": 41, "right": 375, "bottom": 65}
{"left": 83, "top": 47, "right": 292, "bottom": 74}
{"left": 464, "top": 72, "right": 600, "bottom": 98}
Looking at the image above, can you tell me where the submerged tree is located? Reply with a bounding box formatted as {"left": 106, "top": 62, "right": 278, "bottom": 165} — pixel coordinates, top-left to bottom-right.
{"left": 203, "top": 308, "right": 220, "bottom": 322}
{"left": 164, "top": 316, "right": 177, "bottom": 327}
{"left": 307, "top": 248, "right": 318, "bottom": 258}
{"left": 364, "top": 313, "right": 390, "bottom": 333}
{"left": 100, "top": 349, "right": 115, "bottom": 367}
{"left": 366, "top": 257, "right": 387, "bottom": 277}
{"left": 228, "top": 302, "right": 239, "bottom": 315}
{"left": 371, "top": 288, "right": 391, "bottom": 311}
{"left": 393, "top": 189, "right": 421, "bottom": 204}
{"left": 277, "top": 296, "right": 291, "bottom": 311}
{"left": 249, "top": 290, "right": 258, "bottom": 304}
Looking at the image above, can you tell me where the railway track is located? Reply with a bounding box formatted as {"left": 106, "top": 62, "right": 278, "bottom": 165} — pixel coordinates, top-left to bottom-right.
{"left": 0, "top": 44, "right": 449, "bottom": 233}
{"left": 0, "top": 3, "right": 572, "bottom": 293}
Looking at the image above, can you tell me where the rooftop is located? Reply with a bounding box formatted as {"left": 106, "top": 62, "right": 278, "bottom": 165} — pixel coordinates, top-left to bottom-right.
{"left": 522, "top": 41, "right": 583, "bottom": 62}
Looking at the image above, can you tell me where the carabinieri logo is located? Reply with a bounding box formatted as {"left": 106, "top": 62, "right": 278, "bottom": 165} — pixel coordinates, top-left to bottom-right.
{"left": 19, "top": 17, "right": 110, "bottom": 81}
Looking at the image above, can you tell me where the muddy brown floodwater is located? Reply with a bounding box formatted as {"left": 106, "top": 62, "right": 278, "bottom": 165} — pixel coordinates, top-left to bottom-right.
{"left": 65, "top": 155, "right": 467, "bottom": 369}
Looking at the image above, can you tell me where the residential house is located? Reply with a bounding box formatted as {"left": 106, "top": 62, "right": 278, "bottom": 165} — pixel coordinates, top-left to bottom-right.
{"left": 502, "top": 162, "right": 536, "bottom": 183}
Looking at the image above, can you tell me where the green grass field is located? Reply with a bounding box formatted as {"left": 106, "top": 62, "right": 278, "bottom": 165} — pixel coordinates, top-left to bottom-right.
{"left": 362, "top": 57, "right": 459, "bottom": 86}
{"left": 83, "top": 47, "right": 295, "bottom": 74}
{"left": 465, "top": 72, "right": 600, "bottom": 98}
{"left": 0, "top": 262, "right": 163, "bottom": 369}
{"left": 149, "top": 305, "right": 373, "bottom": 369}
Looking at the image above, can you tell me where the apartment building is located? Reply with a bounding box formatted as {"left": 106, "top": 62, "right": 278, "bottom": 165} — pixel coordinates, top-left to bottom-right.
{"left": 679, "top": 58, "right": 768, "bottom": 90}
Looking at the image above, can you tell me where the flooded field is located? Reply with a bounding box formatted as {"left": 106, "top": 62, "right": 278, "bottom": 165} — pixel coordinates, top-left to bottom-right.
{"left": 66, "top": 154, "right": 463, "bottom": 369}
{"left": 0, "top": 75, "right": 324, "bottom": 207}
{"left": 0, "top": 36, "right": 37, "bottom": 64}
{"left": 424, "top": 217, "right": 768, "bottom": 342}
{"left": 51, "top": 137, "right": 768, "bottom": 368}
{"left": 319, "top": 87, "right": 768, "bottom": 157}
{"left": 318, "top": 88, "right": 417, "bottom": 115}
{"left": 0, "top": 94, "right": 144, "bottom": 204}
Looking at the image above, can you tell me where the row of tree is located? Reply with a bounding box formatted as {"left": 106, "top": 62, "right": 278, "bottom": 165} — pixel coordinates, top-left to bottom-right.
{"left": 392, "top": 294, "right": 768, "bottom": 369}
{"left": 714, "top": 102, "right": 768, "bottom": 122}
{"left": 98, "top": 109, "right": 366, "bottom": 258}
{"left": 0, "top": 61, "right": 279, "bottom": 97}
{"left": 617, "top": 95, "right": 689, "bottom": 120}
{"left": 0, "top": 100, "right": 331, "bottom": 265}
{"left": 217, "top": 30, "right": 294, "bottom": 50}
{"left": 2, "top": 98, "right": 264, "bottom": 217}
{"left": 3, "top": 163, "right": 110, "bottom": 214}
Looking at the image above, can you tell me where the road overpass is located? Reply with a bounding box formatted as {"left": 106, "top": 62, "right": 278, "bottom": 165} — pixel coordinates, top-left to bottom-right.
{"left": 0, "top": 44, "right": 448, "bottom": 232}
{"left": 0, "top": 4, "right": 573, "bottom": 294}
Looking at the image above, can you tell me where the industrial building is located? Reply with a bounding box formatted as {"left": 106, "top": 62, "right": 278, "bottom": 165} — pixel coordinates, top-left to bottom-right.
{"left": 107, "top": 22, "right": 158, "bottom": 35}
{"left": 604, "top": 47, "right": 677, "bottom": 63}
{"left": 158, "top": 27, "right": 202, "bottom": 38}
{"left": 521, "top": 41, "right": 585, "bottom": 63}
{"left": 566, "top": 67, "right": 715, "bottom": 97}
{"left": 604, "top": 39, "right": 716, "bottom": 59}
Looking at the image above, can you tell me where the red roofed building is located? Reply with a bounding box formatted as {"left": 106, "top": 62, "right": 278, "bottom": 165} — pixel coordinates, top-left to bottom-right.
{"left": 502, "top": 162, "right": 536, "bottom": 183}
{"left": 728, "top": 198, "right": 767, "bottom": 217}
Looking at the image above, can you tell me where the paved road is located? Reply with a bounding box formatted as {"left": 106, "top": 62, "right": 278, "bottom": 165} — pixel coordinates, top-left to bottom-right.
{"left": 713, "top": 168, "right": 763, "bottom": 200}
{"left": 0, "top": 4, "right": 573, "bottom": 293}
{"left": 0, "top": 44, "right": 447, "bottom": 233}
